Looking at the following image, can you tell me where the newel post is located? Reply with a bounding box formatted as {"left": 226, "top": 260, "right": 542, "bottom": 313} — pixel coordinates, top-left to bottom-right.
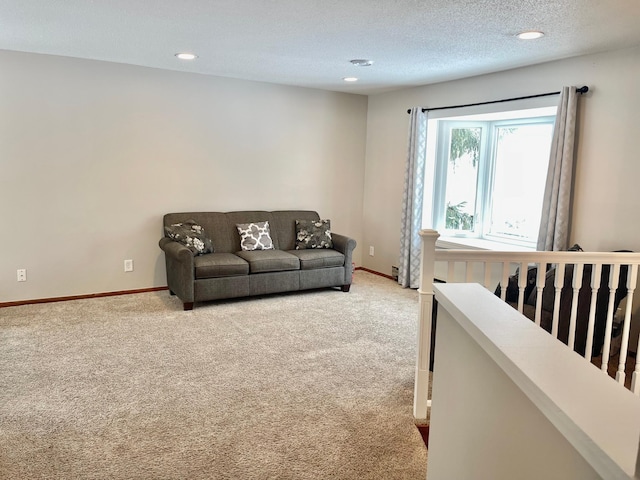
{"left": 414, "top": 229, "right": 440, "bottom": 421}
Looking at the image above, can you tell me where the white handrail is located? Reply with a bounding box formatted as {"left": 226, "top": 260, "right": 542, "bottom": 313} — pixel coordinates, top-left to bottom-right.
{"left": 415, "top": 229, "right": 640, "bottom": 422}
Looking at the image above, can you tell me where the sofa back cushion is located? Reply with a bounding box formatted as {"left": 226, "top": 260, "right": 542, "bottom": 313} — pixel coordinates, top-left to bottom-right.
{"left": 164, "top": 210, "right": 322, "bottom": 254}
{"left": 270, "top": 211, "right": 320, "bottom": 251}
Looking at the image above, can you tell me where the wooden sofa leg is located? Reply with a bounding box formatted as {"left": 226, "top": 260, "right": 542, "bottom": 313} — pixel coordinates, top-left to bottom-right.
{"left": 341, "top": 285, "right": 351, "bottom": 292}
{"left": 183, "top": 302, "right": 194, "bottom": 311}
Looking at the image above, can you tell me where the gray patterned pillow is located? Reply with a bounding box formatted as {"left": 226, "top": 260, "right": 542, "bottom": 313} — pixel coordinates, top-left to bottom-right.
{"left": 236, "top": 221, "right": 275, "bottom": 251}
{"left": 295, "top": 219, "right": 333, "bottom": 249}
{"left": 164, "top": 220, "right": 214, "bottom": 255}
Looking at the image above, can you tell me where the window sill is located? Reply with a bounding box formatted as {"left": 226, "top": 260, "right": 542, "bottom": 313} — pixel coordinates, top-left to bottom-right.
{"left": 436, "top": 236, "right": 535, "bottom": 252}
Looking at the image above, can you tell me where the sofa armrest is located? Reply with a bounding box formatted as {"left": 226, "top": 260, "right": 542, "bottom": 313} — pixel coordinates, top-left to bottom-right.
{"left": 159, "top": 238, "right": 195, "bottom": 304}
{"left": 332, "top": 233, "right": 357, "bottom": 285}
{"left": 159, "top": 237, "right": 193, "bottom": 261}
{"left": 332, "top": 233, "right": 356, "bottom": 255}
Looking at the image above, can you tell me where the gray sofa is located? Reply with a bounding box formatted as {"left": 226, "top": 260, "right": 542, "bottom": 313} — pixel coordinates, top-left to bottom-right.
{"left": 159, "top": 210, "right": 357, "bottom": 310}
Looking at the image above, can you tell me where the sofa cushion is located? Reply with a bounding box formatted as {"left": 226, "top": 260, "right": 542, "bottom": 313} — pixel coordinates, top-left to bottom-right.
{"left": 288, "top": 249, "right": 345, "bottom": 270}
{"left": 295, "top": 219, "right": 333, "bottom": 249}
{"left": 194, "top": 253, "right": 249, "bottom": 279}
{"left": 164, "top": 220, "right": 214, "bottom": 255}
{"left": 236, "top": 221, "right": 275, "bottom": 251}
{"left": 235, "top": 250, "right": 300, "bottom": 273}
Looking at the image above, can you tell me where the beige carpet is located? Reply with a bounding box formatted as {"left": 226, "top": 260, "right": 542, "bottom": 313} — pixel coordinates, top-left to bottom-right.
{"left": 0, "top": 271, "right": 427, "bottom": 479}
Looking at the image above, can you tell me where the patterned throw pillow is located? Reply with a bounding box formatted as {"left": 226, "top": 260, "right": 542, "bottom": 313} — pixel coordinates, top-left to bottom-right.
{"left": 295, "top": 219, "right": 333, "bottom": 249}
{"left": 164, "top": 220, "right": 214, "bottom": 255}
{"left": 236, "top": 221, "right": 275, "bottom": 251}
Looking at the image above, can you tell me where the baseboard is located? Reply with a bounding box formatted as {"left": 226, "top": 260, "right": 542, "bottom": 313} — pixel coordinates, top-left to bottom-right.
{"left": 355, "top": 267, "right": 396, "bottom": 281}
{"left": 3, "top": 269, "right": 396, "bottom": 308}
{"left": 0, "top": 286, "right": 169, "bottom": 309}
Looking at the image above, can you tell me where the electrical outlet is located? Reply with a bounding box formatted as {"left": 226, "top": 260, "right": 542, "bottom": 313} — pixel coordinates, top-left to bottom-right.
{"left": 369, "top": 246, "right": 375, "bottom": 256}
{"left": 124, "top": 259, "right": 134, "bottom": 272}
{"left": 17, "top": 269, "right": 27, "bottom": 282}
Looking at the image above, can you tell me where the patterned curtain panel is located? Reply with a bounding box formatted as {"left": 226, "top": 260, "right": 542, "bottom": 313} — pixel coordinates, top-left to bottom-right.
{"left": 537, "top": 86, "right": 578, "bottom": 251}
{"left": 398, "top": 108, "right": 428, "bottom": 288}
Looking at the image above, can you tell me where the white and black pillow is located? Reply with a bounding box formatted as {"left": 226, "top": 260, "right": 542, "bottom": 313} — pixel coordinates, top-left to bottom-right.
{"left": 164, "top": 220, "right": 214, "bottom": 255}
{"left": 236, "top": 221, "right": 275, "bottom": 251}
{"left": 295, "top": 219, "right": 333, "bottom": 249}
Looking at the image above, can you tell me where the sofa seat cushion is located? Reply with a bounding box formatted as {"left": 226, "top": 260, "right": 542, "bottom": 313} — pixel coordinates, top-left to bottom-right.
{"left": 194, "top": 253, "right": 249, "bottom": 279}
{"left": 235, "top": 250, "right": 300, "bottom": 273}
{"left": 288, "top": 249, "right": 345, "bottom": 270}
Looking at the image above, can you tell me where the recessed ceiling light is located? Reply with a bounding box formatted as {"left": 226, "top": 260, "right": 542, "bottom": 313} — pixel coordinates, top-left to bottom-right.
{"left": 350, "top": 59, "right": 373, "bottom": 67}
{"left": 516, "top": 30, "right": 544, "bottom": 40}
{"left": 343, "top": 77, "right": 359, "bottom": 82}
{"left": 175, "top": 53, "right": 198, "bottom": 60}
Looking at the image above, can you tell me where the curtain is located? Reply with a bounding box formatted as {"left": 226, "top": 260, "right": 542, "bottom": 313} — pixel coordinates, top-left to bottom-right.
{"left": 398, "top": 108, "right": 428, "bottom": 288}
{"left": 537, "top": 86, "right": 579, "bottom": 251}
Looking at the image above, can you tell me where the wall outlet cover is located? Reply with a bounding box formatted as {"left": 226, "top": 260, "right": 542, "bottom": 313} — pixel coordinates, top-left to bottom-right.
{"left": 17, "top": 269, "right": 27, "bottom": 282}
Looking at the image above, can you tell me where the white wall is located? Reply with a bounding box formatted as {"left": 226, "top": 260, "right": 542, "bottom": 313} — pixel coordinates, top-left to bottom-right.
{"left": 5, "top": 44, "right": 640, "bottom": 304}
{"left": 429, "top": 308, "right": 603, "bottom": 480}
{"left": 428, "top": 282, "right": 640, "bottom": 479}
{"left": 0, "top": 50, "right": 368, "bottom": 303}
{"left": 362, "top": 44, "right": 640, "bottom": 278}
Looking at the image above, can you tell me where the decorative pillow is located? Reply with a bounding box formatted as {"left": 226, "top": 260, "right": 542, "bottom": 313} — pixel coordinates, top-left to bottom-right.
{"left": 236, "top": 221, "right": 275, "bottom": 251}
{"left": 295, "top": 219, "right": 333, "bottom": 249}
{"left": 164, "top": 220, "right": 214, "bottom": 255}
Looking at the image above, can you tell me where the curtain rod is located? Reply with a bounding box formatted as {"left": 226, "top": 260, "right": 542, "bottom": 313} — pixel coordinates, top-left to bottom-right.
{"left": 406, "top": 86, "right": 589, "bottom": 114}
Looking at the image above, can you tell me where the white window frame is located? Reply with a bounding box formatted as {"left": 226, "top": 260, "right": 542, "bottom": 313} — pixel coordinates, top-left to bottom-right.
{"left": 432, "top": 119, "right": 488, "bottom": 236}
{"left": 422, "top": 103, "right": 558, "bottom": 251}
{"left": 482, "top": 116, "right": 556, "bottom": 246}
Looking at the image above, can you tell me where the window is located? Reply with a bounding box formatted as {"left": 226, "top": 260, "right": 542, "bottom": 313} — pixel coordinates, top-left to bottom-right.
{"left": 427, "top": 107, "right": 555, "bottom": 248}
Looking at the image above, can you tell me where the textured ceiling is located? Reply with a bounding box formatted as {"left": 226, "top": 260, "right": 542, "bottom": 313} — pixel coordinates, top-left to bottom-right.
{"left": 2, "top": 0, "right": 640, "bottom": 95}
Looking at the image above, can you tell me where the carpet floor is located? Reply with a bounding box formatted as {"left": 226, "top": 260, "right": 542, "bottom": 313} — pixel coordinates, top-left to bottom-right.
{"left": 0, "top": 271, "right": 427, "bottom": 479}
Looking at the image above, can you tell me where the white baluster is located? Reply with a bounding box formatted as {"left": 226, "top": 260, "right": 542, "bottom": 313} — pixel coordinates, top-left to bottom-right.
{"left": 551, "top": 263, "right": 565, "bottom": 339}
{"left": 483, "top": 262, "right": 491, "bottom": 289}
{"left": 499, "top": 263, "right": 510, "bottom": 302}
{"left": 533, "top": 264, "right": 546, "bottom": 327}
{"left": 616, "top": 265, "right": 638, "bottom": 385}
{"left": 516, "top": 262, "right": 527, "bottom": 314}
{"left": 567, "top": 264, "right": 584, "bottom": 351}
{"left": 465, "top": 261, "right": 473, "bottom": 283}
{"left": 584, "top": 264, "right": 601, "bottom": 362}
{"left": 600, "top": 264, "right": 621, "bottom": 374}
